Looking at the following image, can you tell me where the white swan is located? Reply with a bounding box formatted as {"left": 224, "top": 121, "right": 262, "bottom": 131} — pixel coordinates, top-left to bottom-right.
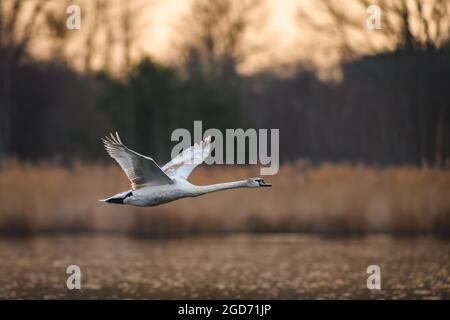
{"left": 99, "top": 132, "right": 271, "bottom": 206}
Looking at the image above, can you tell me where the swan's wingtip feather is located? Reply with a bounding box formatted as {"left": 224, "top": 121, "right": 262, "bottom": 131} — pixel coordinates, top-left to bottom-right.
{"left": 115, "top": 131, "right": 123, "bottom": 144}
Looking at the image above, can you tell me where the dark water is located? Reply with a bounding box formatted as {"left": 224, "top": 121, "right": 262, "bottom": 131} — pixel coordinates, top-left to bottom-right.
{"left": 0, "top": 234, "right": 448, "bottom": 299}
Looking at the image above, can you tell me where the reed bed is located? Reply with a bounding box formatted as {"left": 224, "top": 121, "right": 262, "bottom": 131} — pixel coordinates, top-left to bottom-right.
{"left": 0, "top": 160, "right": 449, "bottom": 236}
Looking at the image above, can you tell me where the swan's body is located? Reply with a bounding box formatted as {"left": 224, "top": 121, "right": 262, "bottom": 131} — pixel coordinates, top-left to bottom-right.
{"left": 100, "top": 132, "right": 271, "bottom": 207}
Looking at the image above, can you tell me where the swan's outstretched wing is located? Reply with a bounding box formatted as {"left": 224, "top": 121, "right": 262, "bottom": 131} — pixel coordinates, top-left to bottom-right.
{"left": 102, "top": 132, "right": 174, "bottom": 189}
{"left": 162, "top": 136, "right": 211, "bottom": 180}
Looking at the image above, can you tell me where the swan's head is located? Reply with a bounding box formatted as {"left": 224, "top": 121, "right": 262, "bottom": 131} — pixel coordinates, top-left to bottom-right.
{"left": 247, "top": 177, "right": 272, "bottom": 188}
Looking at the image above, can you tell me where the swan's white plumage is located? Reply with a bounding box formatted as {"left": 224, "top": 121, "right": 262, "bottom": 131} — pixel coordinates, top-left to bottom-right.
{"left": 100, "top": 132, "right": 271, "bottom": 207}
{"left": 102, "top": 132, "right": 173, "bottom": 189}
{"left": 162, "top": 136, "right": 211, "bottom": 180}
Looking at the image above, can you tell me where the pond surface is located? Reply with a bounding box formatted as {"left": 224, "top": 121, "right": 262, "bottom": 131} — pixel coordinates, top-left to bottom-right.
{"left": 0, "top": 234, "right": 448, "bottom": 299}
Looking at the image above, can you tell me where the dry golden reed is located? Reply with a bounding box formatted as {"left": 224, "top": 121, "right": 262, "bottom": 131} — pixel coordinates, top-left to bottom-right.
{"left": 0, "top": 160, "right": 449, "bottom": 236}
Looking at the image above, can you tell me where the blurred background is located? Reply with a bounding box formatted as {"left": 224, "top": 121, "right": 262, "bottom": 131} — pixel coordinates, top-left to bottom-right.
{"left": 0, "top": 0, "right": 449, "bottom": 299}
{"left": 1, "top": 0, "right": 449, "bottom": 236}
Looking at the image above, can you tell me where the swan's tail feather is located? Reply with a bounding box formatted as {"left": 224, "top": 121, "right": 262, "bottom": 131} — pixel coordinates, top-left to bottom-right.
{"left": 99, "top": 190, "right": 133, "bottom": 205}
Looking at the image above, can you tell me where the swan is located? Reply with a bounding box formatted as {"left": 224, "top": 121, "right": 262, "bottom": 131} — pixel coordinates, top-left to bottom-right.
{"left": 99, "top": 132, "right": 271, "bottom": 206}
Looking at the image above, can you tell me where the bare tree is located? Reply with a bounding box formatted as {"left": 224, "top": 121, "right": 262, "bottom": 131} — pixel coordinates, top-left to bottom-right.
{"left": 120, "top": 0, "right": 149, "bottom": 72}
{"left": 298, "top": 0, "right": 450, "bottom": 58}
{"left": 101, "top": 3, "right": 114, "bottom": 73}
{"left": 82, "top": 0, "right": 105, "bottom": 72}
{"left": 0, "top": 0, "right": 47, "bottom": 166}
{"left": 45, "top": 1, "right": 75, "bottom": 62}
{"left": 179, "top": 0, "right": 264, "bottom": 83}
{"left": 121, "top": 0, "right": 133, "bottom": 71}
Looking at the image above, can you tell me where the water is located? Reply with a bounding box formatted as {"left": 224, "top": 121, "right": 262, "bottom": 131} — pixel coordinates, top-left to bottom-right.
{"left": 0, "top": 234, "right": 448, "bottom": 299}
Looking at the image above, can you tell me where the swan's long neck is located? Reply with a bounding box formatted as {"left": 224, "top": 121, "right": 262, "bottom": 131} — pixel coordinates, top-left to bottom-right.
{"left": 190, "top": 180, "right": 249, "bottom": 196}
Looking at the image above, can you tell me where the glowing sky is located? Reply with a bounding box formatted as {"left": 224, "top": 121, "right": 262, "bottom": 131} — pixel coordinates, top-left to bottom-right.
{"left": 25, "top": 0, "right": 401, "bottom": 75}
{"left": 132, "top": 0, "right": 304, "bottom": 73}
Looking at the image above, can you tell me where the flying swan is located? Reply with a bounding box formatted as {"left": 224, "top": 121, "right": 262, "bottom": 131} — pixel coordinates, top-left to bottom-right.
{"left": 100, "top": 132, "right": 271, "bottom": 206}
